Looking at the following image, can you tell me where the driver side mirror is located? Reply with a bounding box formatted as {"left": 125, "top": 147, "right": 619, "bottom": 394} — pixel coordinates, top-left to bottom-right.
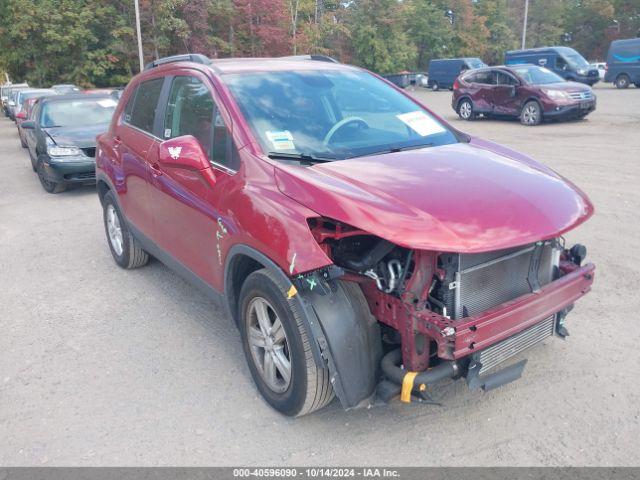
{"left": 158, "top": 135, "right": 210, "bottom": 171}
{"left": 21, "top": 120, "right": 35, "bottom": 130}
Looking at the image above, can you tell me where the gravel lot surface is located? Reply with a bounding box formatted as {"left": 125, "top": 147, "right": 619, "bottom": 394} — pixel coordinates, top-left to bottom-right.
{"left": 1, "top": 84, "right": 639, "bottom": 466}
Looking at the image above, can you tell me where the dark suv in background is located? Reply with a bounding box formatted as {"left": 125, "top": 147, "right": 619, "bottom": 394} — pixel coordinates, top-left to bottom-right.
{"left": 452, "top": 65, "right": 596, "bottom": 125}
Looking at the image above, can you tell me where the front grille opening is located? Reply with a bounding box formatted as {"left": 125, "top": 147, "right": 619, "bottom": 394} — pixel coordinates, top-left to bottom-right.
{"left": 64, "top": 172, "right": 96, "bottom": 181}
{"left": 478, "top": 315, "right": 556, "bottom": 375}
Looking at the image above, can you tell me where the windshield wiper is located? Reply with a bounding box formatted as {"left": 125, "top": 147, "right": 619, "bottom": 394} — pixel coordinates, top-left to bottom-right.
{"left": 267, "top": 152, "right": 334, "bottom": 164}
{"left": 348, "top": 143, "right": 435, "bottom": 159}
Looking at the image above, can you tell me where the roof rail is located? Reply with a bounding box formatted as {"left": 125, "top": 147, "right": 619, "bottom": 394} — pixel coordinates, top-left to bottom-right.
{"left": 144, "top": 53, "right": 211, "bottom": 71}
{"left": 280, "top": 54, "right": 340, "bottom": 64}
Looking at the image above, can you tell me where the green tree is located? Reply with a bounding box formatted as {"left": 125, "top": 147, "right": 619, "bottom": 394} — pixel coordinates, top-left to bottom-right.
{"left": 476, "top": 0, "right": 517, "bottom": 64}
{"left": 508, "top": 0, "right": 568, "bottom": 49}
{"left": 348, "top": 0, "right": 415, "bottom": 73}
{"left": 565, "top": 0, "right": 616, "bottom": 60}
{"left": 406, "top": 0, "right": 454, "bottom": 70}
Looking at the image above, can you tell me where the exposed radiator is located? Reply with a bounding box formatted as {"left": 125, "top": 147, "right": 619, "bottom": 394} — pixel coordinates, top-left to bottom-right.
{"left": 438, "top": 241, "right": 558, "bottom": 320}
{"left": 478, "top": 315, "right": 556, "bottom": 375}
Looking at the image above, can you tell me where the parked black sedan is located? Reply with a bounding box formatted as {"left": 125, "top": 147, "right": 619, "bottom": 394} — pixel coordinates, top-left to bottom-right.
{"left": 21, "top": 94, "right": 117, "bottom": 193}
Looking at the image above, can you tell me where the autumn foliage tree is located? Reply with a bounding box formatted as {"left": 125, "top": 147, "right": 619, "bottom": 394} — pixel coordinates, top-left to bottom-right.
{"left": 1, "top": 0, "right": 638, "bottom": 87}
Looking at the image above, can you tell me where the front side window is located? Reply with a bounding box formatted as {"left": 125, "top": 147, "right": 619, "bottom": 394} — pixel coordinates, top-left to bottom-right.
{"left": 163, "top": 75, "right": 238, "bottom": 170}
{"left": 555, "top": 56, "right": 568, "bottom": 71}
{"left": 40, "top": 98, "right": 117, "bottom": 128}
{"left": 495, "top": 72, "right": 518, "bottom": 85}
{"left": 127, "top": 78, "right": 164, "bottom": 134}
{"left": 164, "top": 76, "right": 214, "bottom": 156}
{"left": 223, "top": 70, "right": 457, "bottom": 160}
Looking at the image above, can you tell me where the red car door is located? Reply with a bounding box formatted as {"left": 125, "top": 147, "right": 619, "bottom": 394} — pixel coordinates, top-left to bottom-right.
{"left": 491, "top": 71, "right": 522, "bottom": 116}
{"left": 146, "top": 71, "right": 239, "bottom": 287}
{"left": 467, "top": 70, "right": 494, "bottom": 114}
{"left": 114, "top": 77, "right": 165, "bottom": 238}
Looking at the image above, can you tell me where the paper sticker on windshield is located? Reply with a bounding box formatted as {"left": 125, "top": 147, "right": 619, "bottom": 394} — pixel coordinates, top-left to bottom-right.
{"left": 396, "top": 111, "right": 446, "bottom": 137}
{"left": 266, "top": 130, "right": 295, "bottom": 150}
{"left": 97, "top": 99, "right": 118, "bottom": 108}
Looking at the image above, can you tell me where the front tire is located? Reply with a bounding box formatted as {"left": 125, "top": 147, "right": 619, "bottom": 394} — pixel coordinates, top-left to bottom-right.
{"left": 457, "top": 98, "right": 475, "bottom": 120}
{"left": 615, "top": 74, "right": 630, "bottom": 89}
{"left": 431, "top": 81, "right": 439, "bottom": 91}
{"left": 102, "top": 190, "right": 149, "bottom": 269}
{"left": 520, "top": 100, "right": 542, "bottom": 126}
{"left": 239, "top": 268, "right": 334, "bottom": 416}
{"left": 37, "top": 158, "right": 66, "bottom": 193}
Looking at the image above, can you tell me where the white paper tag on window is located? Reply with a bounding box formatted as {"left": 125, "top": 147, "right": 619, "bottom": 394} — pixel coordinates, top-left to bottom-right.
{"left": 97, "top": 99, "right": 118, "bottom": 108}
{"left": 266, "top": 130, "right": 295, "bottom": 150}
{"left": 396, "top": 111, "right": 446, "bottom": 137}
{"left": 164, "top": 128, "right": 171, "bottom": 139}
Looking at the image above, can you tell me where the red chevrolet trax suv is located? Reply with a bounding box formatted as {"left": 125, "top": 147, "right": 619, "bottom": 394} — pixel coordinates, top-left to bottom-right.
{"left": 452, "top": 65, "right": 596, "bottom": 125}
{"left": 96, "top": 54, "right": 595, "bottom": 416}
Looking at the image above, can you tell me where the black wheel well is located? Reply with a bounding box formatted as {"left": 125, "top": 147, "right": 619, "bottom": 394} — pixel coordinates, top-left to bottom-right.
{"left": 97, "top": 180, "right": 111, "bottom": 204}
{"left": 226, "top": 254, "right": 265, "bottom": 325}
{"left": 616, "top": 73, "right": 630, "bottom": 80}
{"left": 523, "top": 97, "right": 542, "bottom": 109}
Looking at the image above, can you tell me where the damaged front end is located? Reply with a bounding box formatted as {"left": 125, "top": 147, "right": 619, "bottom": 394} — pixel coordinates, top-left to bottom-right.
{"left": 304, "top": 218, "right": 595, "bottom": 406}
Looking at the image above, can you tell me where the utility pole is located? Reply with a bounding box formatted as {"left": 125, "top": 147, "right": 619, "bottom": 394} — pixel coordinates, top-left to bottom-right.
{"left": 521, "top": 0, "right": 529, "bottom": 50}
{"left": 134, "top": 0, "right": 145, "bottom": 72}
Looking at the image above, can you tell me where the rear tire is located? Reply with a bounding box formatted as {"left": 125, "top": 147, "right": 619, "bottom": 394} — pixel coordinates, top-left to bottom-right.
{"left": 239, "top": 268, "right": 334, "bottom": 416}
{"left": 431, "top": 82, "right": 439, "bottom": 91}
{"left": 520, "top": 100, "right": 542, "bottom": 126}
{"left": 457, "top": 98, "right": 475, "bottom": 120}
{"left": 102, "top": 190, "right": 149, "bottom": 269}
{"left": 615, "top": 74, "right": 630, "bottom": 89}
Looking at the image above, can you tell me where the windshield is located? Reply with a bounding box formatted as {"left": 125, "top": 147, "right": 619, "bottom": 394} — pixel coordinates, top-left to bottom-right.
{"left": 41, "top": 98, "right": 117, "bottom": 128}
{"left": 513, "top": 66, "right": 565, "bottom": 85}
{"left": 223, "top": 70, "right": 457, "bottom": 160}
{"left": 466, "top": 59, "right": 486, "bottom": 69}
{"left": 563, "top": 52, "right": 589, "bottom": 69}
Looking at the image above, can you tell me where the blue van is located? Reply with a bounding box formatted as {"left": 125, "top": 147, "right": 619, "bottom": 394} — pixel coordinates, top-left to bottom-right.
{"left": 604, "top": 38, "right": 640, "bottom": 88}
{"left": 505, "top": 47, "right": 599, "bottom": 85}
{"left": 427, "top": 58, "right": 486, "bottom": 91}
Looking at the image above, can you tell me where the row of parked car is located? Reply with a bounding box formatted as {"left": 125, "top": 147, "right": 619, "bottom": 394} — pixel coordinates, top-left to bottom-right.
{"left": 1, "top": 83, "right": 122, "bottom": 192}
{"left": 420, "top": 39, "right": 640, "bottom": 126}
{"left": 2, "top": 53, "right": 595, "bottom": 417}
{"left": 427, "top": 40, "right": 640, "bottom": 91}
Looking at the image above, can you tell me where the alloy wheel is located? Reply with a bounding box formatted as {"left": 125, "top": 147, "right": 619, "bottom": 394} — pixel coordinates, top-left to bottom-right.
{"left": 459, "top": 101, "right": 472, "bottom": 119}
{"left": 522, "top": 103, "right": 539, "bottom": 125}
{"left": 246, "top": 296, "right": 291, "bottom": 393}
{"left": 106, "top": 204, "right": 124, "bottom": 256}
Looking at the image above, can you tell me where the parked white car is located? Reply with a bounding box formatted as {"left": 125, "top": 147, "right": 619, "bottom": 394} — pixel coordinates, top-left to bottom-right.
{"left": 591, "top": 62, "right": 606, "bottom": 80}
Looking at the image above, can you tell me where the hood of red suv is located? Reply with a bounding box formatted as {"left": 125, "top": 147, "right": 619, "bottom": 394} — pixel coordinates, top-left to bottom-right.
{"left": 274, "top": 140, "right": 593, "bottom": 253}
